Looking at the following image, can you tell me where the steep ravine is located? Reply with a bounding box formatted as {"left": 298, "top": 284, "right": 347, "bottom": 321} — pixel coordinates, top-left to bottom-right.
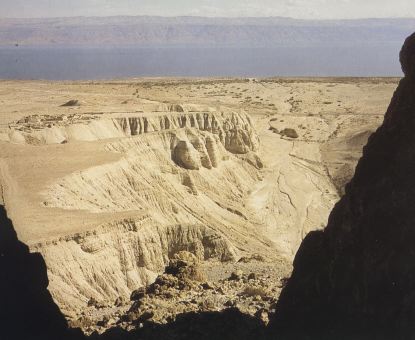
{"left": 1, "top": 95, "right": 343, "bottom": 327}
{"left": 18, "top": 105, "right": 338, "bottom": 314}
{"left": 30, "top": 111, "right": 268, "bottom": 312}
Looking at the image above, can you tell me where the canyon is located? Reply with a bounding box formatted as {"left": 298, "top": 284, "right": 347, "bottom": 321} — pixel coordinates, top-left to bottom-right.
{"left": 0, "top": 76, "right": 397, "bottom": 334}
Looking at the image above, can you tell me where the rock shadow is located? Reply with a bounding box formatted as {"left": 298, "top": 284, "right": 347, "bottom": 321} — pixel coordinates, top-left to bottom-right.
{"left": 0, "top": 204, "right": 83, "bottom": 340}
{"left": 92, "top": 308, "right": 268, "bottom": 340}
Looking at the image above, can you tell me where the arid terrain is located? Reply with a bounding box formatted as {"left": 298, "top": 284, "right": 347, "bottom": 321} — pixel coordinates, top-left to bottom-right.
{"left": 0, "top": 77, "right": 398, "bottom": 334}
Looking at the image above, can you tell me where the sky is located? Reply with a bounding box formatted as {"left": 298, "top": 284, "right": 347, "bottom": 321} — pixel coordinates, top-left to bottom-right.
{"left": 1, "top": 0, "right": 415, "bottom": 19}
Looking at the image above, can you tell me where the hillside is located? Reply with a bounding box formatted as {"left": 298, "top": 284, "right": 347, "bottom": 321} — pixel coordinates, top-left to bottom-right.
{"left": 0, "top": 16, "right": 414, "bottom": 47}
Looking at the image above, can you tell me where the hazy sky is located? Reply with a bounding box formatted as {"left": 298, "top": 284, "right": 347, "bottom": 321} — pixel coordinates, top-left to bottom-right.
{"left": 1, "top": 0, "right": 415, "bottom": 19}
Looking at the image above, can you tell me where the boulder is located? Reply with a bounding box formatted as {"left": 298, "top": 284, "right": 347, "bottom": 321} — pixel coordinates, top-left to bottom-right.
{"left": 280, "top": 128, "right": 298, "bottom": 139}
{"left": 60, "top": 99, "right": 80, "bottom": 107}
{"left": 173, "top": 141, "right": 202, "bottom": 170}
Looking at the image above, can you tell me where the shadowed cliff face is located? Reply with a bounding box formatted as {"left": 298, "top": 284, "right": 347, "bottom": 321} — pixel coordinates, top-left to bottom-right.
{"left": 272, "top": 32, "right": 415, "bottom": 339}
{"left": 0, "top": 205, "right": 81, "bottom": 340}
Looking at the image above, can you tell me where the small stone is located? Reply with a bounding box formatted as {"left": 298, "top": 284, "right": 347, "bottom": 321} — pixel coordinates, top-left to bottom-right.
{"left": 96, "top": 315, "right": 109, "bottom": 327}
{"left": 254, "top": 295, "right": 262, "bottom": 301}
{"left": 224, "top": 300, "right": 236, "bottom": 307}
{"left": 87, "top": 297, "right": 106, "bottom": 309}
{"left": 131, "top": 300, "right": 143, "bottom": 310}
{"left": 87, "top": 297, "right": 98, "bottom": 307}
{"left": 201, "top": 282, "right": 214, "bottom": 290}
{"left": 229, "top": 270, "right": 243, "bottom": 281}
{"left": 114, "top": 296, "right": 127, "bottom": 307}
{"left": 280, "top": 128, "right": 299, "bottom": 139}
{"left": 217, "top": 287, "right": 225, "bottom": 294}
{"left": 122, "top": 311, "right": 138, "bottom": 322}
{"left": 255, "top": 309, "right": 270, "bottom": 325}
{"left": 60, "top": 99, "right": 80, "bottom": 107}
{"left": 130, "top": 287, "right": 146, "bottom": 301}
{"left": 154, "top": 274, "right": 179, "bottom": 289}
{"left": 199, "top": 299, "right": 216, "bottom": 311}
{"left": 137, "top": 311, "right": 154, "bottom": 323}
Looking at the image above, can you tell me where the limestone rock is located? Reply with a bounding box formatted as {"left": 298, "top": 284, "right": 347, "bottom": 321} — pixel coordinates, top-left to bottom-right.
{"left": 168, "top": 104, "right": 184, "bottom": 112}
{"left": 172, "top": 250, "right": 200, "bottom": 265}
{"left": 173, "top": 140, "right": 202, "bottom": 170}
{"left": 130, "top": 287, "right": 146, "bottom": 301}
{"left": 225, "top": 129, "right": 256, "bottom": 154}
{"left": 99, "top": 260, "right": 284, "bottom": 338}
{"left": 114, "top": 296, "right": 127, "bottom": 307}
{"left": 166, "top": 251, "right": 206, "bottom": 283}
{"left": 181, "top": 173, "right": 198, "bottom": 195}
{"left": 205, "top": 135, "right": 221, "bottom": 167}
{"left": 280, "top": 128, "right": 298, "bottom": 139}
{"left": 33, "top": 221, "right": 237, "bottom": 311}
{"left": 190, "top": 136, "right": 212, "bottom": 169}
{"left": 240, "top": 152, "right": 264, "bottom": 169}
{"left": 229, "top": 270, "right": 244, "bottom": 281}
{"left": 60, "top": 99, "right": 80, "bottom": 107}
{"left": 87, "top": 297, "right": 106, "bottom": 309}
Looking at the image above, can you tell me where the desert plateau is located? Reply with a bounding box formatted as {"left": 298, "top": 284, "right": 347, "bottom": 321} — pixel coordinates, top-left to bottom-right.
{"left": 0, "top": 76, "right": 399, "bottom": 336}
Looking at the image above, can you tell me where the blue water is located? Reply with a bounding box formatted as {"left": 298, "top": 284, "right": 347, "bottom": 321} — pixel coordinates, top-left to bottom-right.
{"left": 0, "top": 44, "right": 403, "bottom": 80}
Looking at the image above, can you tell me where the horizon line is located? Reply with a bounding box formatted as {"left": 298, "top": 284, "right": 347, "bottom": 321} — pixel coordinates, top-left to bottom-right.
{"left": 1, "top": 15, "right": 415, "bottom": 21}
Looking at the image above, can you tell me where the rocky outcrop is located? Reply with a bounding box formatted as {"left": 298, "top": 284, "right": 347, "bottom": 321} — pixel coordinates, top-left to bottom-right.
{"left": 189, "top": 136, "right": 213, "bottom": 169}
{"left": 181, "top": 173, "right": 198, "bottom": 195}
{"left": 273, "top": 32, "right": 415, "bottom": 338}
{"left": 173, "top": 134, "right": 227, "bottom": 170}
{"left": 31, "top": 220, "right": 237, "bottom": 313}
{"left": 224, "top": 128, "right": 258, "bottom": 154}
{"left": 35, "top": 117, "right": 336, "bottom": 313}
{"left": 86, "top": 252, "right": 280, "bottom": 338}
{"left": 35, "top": 124, "right": 269, "bottom": 314}
{"left": 61, "top": 99, "right": 80, "bottom": 107}
{"left": 42, "top": 129, "right": 256, "bottom": 214}
{"left": 8, "top": 109, "right": 259, "bottom": 156}
{"left": 168, "top": 104, "right": 184, "bottom": 112}
{"left": 205, "top": 135, "right": 221, "bottom": 167}
{"left": 173, "top": 141, "right": 202, "bottom": 170}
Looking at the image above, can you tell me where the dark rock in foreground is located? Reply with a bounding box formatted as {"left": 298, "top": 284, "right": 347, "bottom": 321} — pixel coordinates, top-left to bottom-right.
{"left": 0, "top": 205, "right": 82, "bottom": 340}
{"left": 272, "top": 31, "right": 415, "bottom": 339}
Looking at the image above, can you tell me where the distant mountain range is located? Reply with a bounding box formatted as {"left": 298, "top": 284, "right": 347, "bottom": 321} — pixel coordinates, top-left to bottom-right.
{"left": 0, "top": 16, "right": 414, "bottom": 47}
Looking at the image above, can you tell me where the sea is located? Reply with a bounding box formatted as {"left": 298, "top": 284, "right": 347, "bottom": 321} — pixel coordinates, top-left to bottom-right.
{"left": 0, "top": 44, "right": 403, "bottom": 80}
